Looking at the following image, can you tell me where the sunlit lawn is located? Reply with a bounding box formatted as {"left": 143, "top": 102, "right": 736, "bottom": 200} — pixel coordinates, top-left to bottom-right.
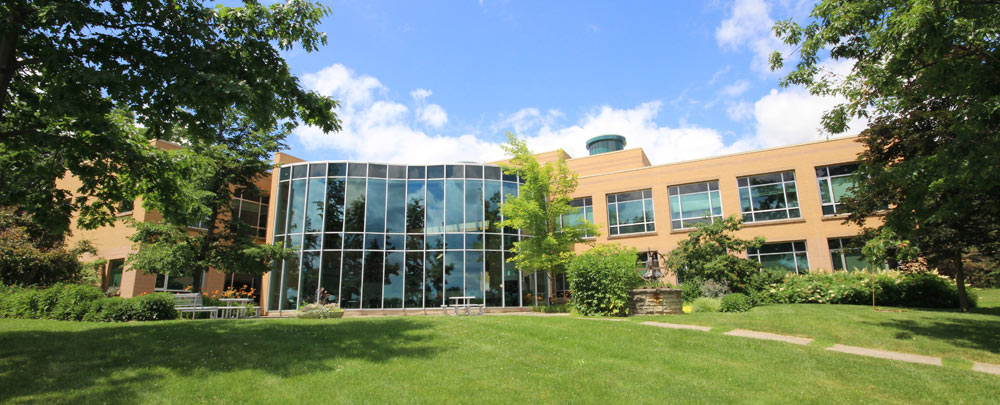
{"left": 634, "top": 288, "right": 1000, "bottom": 367}
{"left": 2, "top": 293, "right": 999, "bottom": 404}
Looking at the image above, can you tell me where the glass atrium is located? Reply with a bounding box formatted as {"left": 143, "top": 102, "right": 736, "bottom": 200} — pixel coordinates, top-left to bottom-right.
{"left": 268, "top": 161, "right": 550, "bottom": 311}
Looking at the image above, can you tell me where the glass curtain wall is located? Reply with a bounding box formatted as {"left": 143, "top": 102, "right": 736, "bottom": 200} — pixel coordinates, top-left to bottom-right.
{"left": 269, "top": 162, "right": 529, "bottom": 311}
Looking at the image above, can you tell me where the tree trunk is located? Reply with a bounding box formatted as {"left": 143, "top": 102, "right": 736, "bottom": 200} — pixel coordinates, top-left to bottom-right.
{"left": 0, "top": 1, "right": 25, "bottom": 109}
{"left": 954, "top": 252, "right": 969, "bottom": 312}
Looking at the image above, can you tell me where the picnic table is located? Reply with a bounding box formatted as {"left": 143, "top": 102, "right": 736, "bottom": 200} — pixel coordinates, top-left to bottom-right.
{"left": 444, "top": 296, "right": 483, "bottom": 316}
{"left": 218, "top": 298, "right": 259, "bottom": 319}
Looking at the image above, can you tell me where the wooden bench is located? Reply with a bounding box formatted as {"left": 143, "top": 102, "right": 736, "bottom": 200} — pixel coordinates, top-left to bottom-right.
{"left": 173, "top": 293, "right": 219, "bottom": 319}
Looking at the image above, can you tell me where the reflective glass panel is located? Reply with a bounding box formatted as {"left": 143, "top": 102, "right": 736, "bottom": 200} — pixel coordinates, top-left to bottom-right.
{"left": 305, "top": 178, "right": 325, "bottom": 232}
{"left": 406, "top": 180, "right": 426, "bottom": 233}
{"left": 340, "top": 251, "right": 362, "bottom": 308}
{"left": 386, "top": 180, "right": 406, "bottom": 233}
{"left": 325, "top": 178, "right": 345, "bottom": 232}
{"left": 286, "top": 179, "right": 307, "bottom": 234}
{"left": 365, "top": 179, "right": 386, "bottom": 233}
{"left": 319, "top": 251, "right": 340, "bottom": 304}
{"left": 344, "top": 178, "right": 366, "bottom": 232}
{"left": 383, "top": 252, "right": 404, "bottom": 308}
{"left": 405, "top": 252, "right": 424, "bottom": 307}
{"left": 362, "top": 251, "right": 383, "bottom": 308}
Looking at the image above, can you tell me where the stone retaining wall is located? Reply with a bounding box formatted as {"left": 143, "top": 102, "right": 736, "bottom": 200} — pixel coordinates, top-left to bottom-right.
{"left": 629, "top": 288, "right": 682, "bottom": 315}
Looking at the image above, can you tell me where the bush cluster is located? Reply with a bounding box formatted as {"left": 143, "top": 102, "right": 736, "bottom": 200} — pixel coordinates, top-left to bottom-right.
{"left": 761, "top": 271, "right": 976, "bottom": 309}
{"left": 297, "top": 303, "right": 345, "bottom": 319}
{"left": 719, "top": 293, "right": 752, "bottom": 313}
{"left": 0, "top": 284, "right": 179, "bottom": 322}
{"left": 566, "top": 244, "right": 643, "bottom": 316}
{"left": 691, "top": 297, "right": 721, "bottom": 313}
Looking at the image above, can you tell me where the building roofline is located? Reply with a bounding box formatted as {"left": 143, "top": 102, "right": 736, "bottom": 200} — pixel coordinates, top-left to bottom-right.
{"left": 578, "top": 135, "right": 861, "bottom": 179}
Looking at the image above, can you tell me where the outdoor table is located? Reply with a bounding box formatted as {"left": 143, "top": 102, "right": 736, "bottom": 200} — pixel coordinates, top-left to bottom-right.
{"left": 218, "top": 298, "right": 255, "bottom": 319}
{"left": 448, "top": 296, "right": 481, "bottom": 316}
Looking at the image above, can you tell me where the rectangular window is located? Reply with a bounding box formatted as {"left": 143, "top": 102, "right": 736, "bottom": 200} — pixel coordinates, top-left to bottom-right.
{"left": 737, "top": 171, "right": 800, "bottom": 222}
{"left": 668, "top": 181, "right": 722, "bottom": 230}
{"left": 829, "top": 237, "right": 873, "bottom": 271}
{"left": 606, "top": 190, "right": 655, "bottom": 236}
{"left": 560, "top": 197, "right": 594, "bottom": 237}
{"left": 816, "top": 163, "right": 858, "bottom": 215}
{"left": 747, "top": 241, "right": 809, "bottom": 274}
{"left": 107, "top": 258, "right": 125, "bottom": 289}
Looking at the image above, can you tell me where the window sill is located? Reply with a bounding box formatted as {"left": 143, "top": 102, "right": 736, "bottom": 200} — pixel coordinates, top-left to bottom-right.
{"left": 821, "top": 214, "right": 851, "bottom": 221}
{"left": 607, "top": 231, "right": 658, "bottom": 240}
{"left": 669, "top": 227, "right": 696, "bottom": 235}
{"left": 116, "top": 211, "right": 134, "bottom": 218}
{"left": 741, "top": 217, "right": 807, "bottom": 228}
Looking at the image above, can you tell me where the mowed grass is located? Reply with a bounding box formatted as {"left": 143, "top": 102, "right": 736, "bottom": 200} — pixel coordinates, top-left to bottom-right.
{"left": 635, "top": 288, "right": 1000, "bottom": 366}
{"left": 1, "top": 306, "right": 999, "bottom": 404}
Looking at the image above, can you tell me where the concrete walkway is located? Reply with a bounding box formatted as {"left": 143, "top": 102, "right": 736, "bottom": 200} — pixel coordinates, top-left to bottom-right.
{"left": 972, "top": 362, "right": 1000, "bottom": 376}
{"left": 637, "top": 321, "right": 1000, "bottom": 376}
{"left": 723, "top": 329, "right": 813, "bottom": 345}
{"left": 639, "top": 321, "right": 711, "bottom": 332}
{"left": 826, "top": 344, "right": 942, "bottom": 366}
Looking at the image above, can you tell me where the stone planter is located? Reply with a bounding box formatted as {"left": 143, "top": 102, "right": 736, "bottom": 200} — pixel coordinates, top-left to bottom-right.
{"left": 629, "top": 288, "right": 682, "bottom": 315}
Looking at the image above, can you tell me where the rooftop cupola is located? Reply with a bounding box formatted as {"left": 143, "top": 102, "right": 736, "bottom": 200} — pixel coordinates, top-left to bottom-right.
{"left": 586, "top": 134, "right": 626, "bottom": 156}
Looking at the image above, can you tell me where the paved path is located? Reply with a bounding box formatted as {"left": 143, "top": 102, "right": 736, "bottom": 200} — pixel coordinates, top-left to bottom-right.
{"left": 636, "top": 321, "right": 1000, "bottom": 376}
{"left": 723, "top": 329, "right": 813, "bottom": 345}
{"left": 826, "top": 344, "right": 942, "bottom": 366}
{"left": 639, "top": 321, "right": 711, "bottom": 331}
{"left": 973, "top": 362, "right": 1000, "bottom": 376}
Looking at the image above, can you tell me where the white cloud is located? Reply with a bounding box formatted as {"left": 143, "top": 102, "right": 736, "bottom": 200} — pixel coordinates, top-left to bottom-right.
{"left": 726, "top": 100, "right": 754, "bottom": 121}
{"left": 750, "top": 87, "right": 865, "bottom": 147}
{"left": 721, "top": 80, "right": 751, "bottom": 97}
{"left": 715, "top": 0, "right": 786, "bottom": 73}
{"left": 293, "top": 63, "right": 862, "bottom": 167}
{"left": 496, "top": 102, "right": 749, "bottom": 165}
{"left": 419, "top": 104, "right": 448, "bottom": 128}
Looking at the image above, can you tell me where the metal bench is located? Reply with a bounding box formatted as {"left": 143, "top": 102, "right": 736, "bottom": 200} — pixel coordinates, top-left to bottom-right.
{"left": 173, "top": 293, "right": 219, "bottom": 319}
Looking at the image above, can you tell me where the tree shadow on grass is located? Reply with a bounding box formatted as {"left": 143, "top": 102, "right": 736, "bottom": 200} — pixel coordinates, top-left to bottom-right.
{"left": 868, "top": 316, "right": 1000, "bottom": 356}
{"left": 0, "top": 318, "right": 441, "bottom": 403}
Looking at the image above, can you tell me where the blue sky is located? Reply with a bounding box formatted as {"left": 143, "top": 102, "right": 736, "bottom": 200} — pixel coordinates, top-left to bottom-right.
{"left": 283, "top": 0, "right": 862, "bottom": 164}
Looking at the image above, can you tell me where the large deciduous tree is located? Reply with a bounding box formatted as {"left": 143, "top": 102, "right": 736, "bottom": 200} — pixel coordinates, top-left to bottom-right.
{"left": 499, "top": 133, "right": 598, "bottom": 300}
{"left": 0, "top": 0, "right": 340, "bottom": 239}
{"left": 771, "top": 0, "right": 1000, "bottom": 311}
{"left": 126, "top": 112, "right": 295, "bottom": 292}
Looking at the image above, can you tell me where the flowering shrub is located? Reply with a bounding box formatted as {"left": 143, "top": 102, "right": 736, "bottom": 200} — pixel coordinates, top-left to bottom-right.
{"left": 762, "top": 271, "right": 976, "bottom": 309}
{"left": 298, "top": 303, "right": 345, "bottom": 319}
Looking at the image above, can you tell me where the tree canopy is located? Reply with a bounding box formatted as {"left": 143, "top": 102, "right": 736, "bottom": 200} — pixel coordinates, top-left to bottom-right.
{"left": 499, "top": 133, "right": 598, "bottom": 277}
{"left": 771, "top": 0, "right": 1000, "bottom": 311}
{"left": 0, "top": 0, "right": 340, "bottom": 238}
{"left": 127, "top": 111, "right": 296, "bottom": 292}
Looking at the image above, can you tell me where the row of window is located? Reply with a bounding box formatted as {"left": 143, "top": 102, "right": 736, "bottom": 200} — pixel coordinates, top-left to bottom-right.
{"left": 744, "top": 238, "right": 872, "bottom": 274}
{"left": 560, "top": 163, "right": 858, "bottom": 236}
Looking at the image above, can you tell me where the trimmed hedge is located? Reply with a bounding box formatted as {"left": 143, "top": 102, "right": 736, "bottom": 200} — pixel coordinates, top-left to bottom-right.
{"left": 761, "top": 271, "right": 976, "bottom": 309}
{"left": 692, "top": 297, "right": 721, "bottom": 313}
{"left": 0, "top": 284, "right": 178, "bottom": 322}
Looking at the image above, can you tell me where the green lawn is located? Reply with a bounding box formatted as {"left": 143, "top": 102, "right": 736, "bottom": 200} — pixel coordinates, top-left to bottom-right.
{"left": 635, "top": 288, "right": 1000, "bottom": 366}
{"left": 2, "top": 301, "right": 999, "bottom": 404}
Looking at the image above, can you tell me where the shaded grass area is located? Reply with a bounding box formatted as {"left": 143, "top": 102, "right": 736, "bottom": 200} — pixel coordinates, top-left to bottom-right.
{"left": 636, "top": 288, "right": 1000, "bottom": 365}
{"left": 1, "top": 314, "right": 998, "bottom": 404}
